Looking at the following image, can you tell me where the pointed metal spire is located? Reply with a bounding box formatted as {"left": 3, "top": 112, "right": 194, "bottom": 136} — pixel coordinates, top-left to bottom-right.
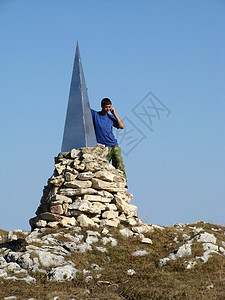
{"left": 61, "top": 42, "right": 97, "bottom": 152}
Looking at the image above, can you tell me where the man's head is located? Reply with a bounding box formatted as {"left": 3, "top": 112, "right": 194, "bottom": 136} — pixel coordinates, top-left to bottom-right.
{"left": 101, "top": 98, "right": 112, "bottom": 114}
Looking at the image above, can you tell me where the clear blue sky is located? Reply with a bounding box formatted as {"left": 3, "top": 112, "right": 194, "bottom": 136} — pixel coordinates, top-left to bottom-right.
{"left": 0, "top": 0, "right": 224, "bottom": 231}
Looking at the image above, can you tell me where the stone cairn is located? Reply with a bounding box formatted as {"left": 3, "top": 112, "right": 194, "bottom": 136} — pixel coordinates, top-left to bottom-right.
{"left": 30, "top": 144, "right": 139, "bottom": 230}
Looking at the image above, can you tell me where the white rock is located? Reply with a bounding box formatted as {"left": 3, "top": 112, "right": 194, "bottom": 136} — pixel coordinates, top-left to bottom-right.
{"left": 83, "top": 195, "right": 102, "bottom": 202}
{"left": 83, "top": 161, "right": 101, "bottom": 172}
{"left": 91, "top": 263, "right": 103, "bottom": 270}
{"left": 83, "top": 269, "right": 90, "bottom": 275}
{"left": 92, "top": 178, "right": 126, "bottom": 192}
{"left": 7, "top": 262, "right": 21, "bottom": 272}
{"left": 141, "top": 238, "right": 153, "bottom": 244}
{"left": 127, "top": 269, "right": 136, "bottom": 276}
{"left": 63, "top": 242, "right": 79, "bottom": 252}
{"left": 7, "top": 232, "right": 18, "bottom": 241}
{"left": 132, "top": 224, "right": 154, "bottom": 234}
{"left": 82, "top": 153, "right": 95, "bottom": 161}
{"left": 36, "top": 220, "right": 47, "bottom": 228}
{"left": 96, "top": 190, "right": 114, "bottom": 199}
{"left": 35, "top": 251, "right": 65, "bottom": 268}
{"left": 77, "top": 214, "right": 95, "bottom": 227}
{"left": 59, "top": 188, "right": 96, "bottom": 196}
{"left": 127, "top": 218, "right": 137, "bottom": 226}
{"left": 100, "top": 219, "right": 120, "bottom": 227}
{"left": 51, "top": 194, "right": 72, "bottom": 204}
{"left": 119, "top": 228, "right": 134, "bottom": 238}
{"left": 87, "top": 230, "right": 101, "bottom": 237}
{"left": 39, "top": 212, "right": 63, "bottom": 222}
{"left": 76, "top": 172, "right": 94, "bottom": 180}
{"left": 47, "top": 222, "right": 59, "bottom": 228}
{"left": 0, "top": 257, "right": 7, "bottom": 267}
{"left": 70, "top": 148, "right": 80, "bottom": 158}
{"left": 193, "top": 227, "right": 204, "bottom": 234}
{"left": 48, "top": 265, "right": 78, "bottom": 281}
{"left": 173, "top": 236, "right": 179, "bottom": 243}
{"left": 54, "top": 163, "right": 65, "bottom": 175}
{"left": 64, "top": 172, "right": 77, "bottom": 182}
{"left": 105, "top": 204, "right": 117, "bottom": 211}
{"left": 124, "top": 193, "right": 133, "bottom": 203}
{"left": 159, "top": 257, "right": 170, "bottom": 266}
{"left": 186, "top": 260, "right": 197, "bottom": 269}
{"left": 198, "top": 250, "right": 219, "bottom": 263}
{"left": 75, "top": 243, "right": 92, "bottom": 253}
{"left": 22, "top": 275, "right": 36, "bottom": 283}
{"left": 86, "top": 236, "right": 99, "bottom": 245}
{"left": 150, "top": 224, "right": 165, "bottom": 230}
{"left": 118, "top": 213, "right": 127, "bottom": 221}
{"left": 102, "top": 211, "right": 119, "bottom": 219}
{"left": 69, "top": 200, "right": 105, "bottom": 214}
{"left": 101, "top": 237, "right": 117, "bottom": 246}
{"left": 175, "top": 244, "right": 192, "bottom": 258}
{"left": 49, "top": 176, "right": 64, "bottom": 187}
{"left": 91, "top": 217, "right": 101, "bottom": 223}
{"left": 73, "top": 159, "right": 85, "bottom": 170}
{"left": 182, "top": 234, "right": 191, "bottom": 241}
{"left": 94, "top": 170, "right": 114, "bottom": 182}
{"left": 219, "top": 246, "right": 225, "bottom": 255}
{"left": 25, "top": 230, "right": 40, "bottom": 243}
{"left": 195, "top": 232, "right": 217, "bottom": 244}
{"left": 6, "top": 252, "right": 40, "bottom": 272}
{"left": 64, "top": 179, "right": 92, "bottom": 188}
{"left": 114, "top": 195, "right": 137, "bottom": 216}
{"left": 0, "top": 269, "right": 7, "bottom": 277}
{"left": 85, "top": 275, "right": 93, "bottom": 282}
{"left": 96, "top": 247, "right": 107, "bottom": 253}
{"left": 206, "top": 284, "right": 214, "bottom": 290}
{"left": 102, "top": 228, "right": 109, "bottom": 235}
{"left": 202, "top": 243, "right": 218, "bottom": 252}
{"left": 132, "top": 250, "right": 149, "bottom": 256}
{"left": 60, "top": 217, "right": 76, "bottom": 227}
{"left": 174, "top": 222, "right": 186, "bottom": 229}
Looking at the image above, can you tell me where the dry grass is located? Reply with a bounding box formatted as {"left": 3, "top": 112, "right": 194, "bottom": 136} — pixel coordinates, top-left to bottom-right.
{"left": 0, "top": 222, "right": 224, "bottom": 299}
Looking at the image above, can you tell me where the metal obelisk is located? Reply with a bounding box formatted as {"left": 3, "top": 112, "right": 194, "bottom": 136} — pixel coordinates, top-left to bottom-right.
{"left": 61, "top": 42, "right": 97, "bottom": 152}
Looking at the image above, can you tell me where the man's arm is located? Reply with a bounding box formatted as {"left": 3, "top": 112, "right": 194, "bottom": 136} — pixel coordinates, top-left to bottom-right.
{"left": 110, "top": 107, "right": 125, "bottom": 129}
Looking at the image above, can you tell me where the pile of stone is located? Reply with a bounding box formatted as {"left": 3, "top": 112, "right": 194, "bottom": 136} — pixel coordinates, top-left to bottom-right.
{"left": 30, "top": 144, "right": 139, "bottom": 230}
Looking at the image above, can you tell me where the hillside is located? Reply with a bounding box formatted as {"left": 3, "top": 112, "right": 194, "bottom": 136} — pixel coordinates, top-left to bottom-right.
{"left": 0, "top": 221, "right": 224, "bottom": 299}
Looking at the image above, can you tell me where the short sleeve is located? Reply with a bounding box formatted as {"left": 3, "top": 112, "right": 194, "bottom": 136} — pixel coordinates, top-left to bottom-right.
{"left": 109, "top": 114, "right": 119, "bottom": 129}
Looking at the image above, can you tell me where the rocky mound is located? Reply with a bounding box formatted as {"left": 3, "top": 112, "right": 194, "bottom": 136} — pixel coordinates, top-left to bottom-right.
{"left": 30, "top": 144, "right": 138, "bottom": 230}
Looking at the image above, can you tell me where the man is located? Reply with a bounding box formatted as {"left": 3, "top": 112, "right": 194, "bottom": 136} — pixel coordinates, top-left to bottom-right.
{"left": 91, "top": 98, "right": 126, "bottom": 179}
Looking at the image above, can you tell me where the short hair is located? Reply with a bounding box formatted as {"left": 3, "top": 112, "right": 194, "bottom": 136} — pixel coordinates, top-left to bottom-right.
{"left": 101, "top": 98, "right": 112, "bottom": 107}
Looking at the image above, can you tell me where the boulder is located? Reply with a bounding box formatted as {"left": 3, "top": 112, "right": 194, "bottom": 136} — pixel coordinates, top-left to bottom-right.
{"left": 77, "top": 214, "right": 95, "bottom": 227}
{"left": 48, "top": 265, "right": 78, "bottom": 281}
{"left": 64, "top": 179, "right": 92, "bottom": 189}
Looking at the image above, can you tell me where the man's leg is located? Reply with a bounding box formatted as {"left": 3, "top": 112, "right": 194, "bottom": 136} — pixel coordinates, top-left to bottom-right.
{"left": 111, "top": 145, "right": 126, "bottom": 180}
{"left": 106, "top": 146, "right": 113, "bottom": 162}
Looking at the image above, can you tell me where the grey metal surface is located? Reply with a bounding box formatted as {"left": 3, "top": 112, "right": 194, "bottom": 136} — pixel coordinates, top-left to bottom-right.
{"left": 61, "top": 42, "right": 97, "bottom": 152}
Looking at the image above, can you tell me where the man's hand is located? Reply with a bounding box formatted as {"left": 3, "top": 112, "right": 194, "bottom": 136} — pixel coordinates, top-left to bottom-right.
{"left": 110, "top": 107, "right": 124, "bottom": 129}
{"left": 110, "top": 107, "right": 116, "bottom": 115}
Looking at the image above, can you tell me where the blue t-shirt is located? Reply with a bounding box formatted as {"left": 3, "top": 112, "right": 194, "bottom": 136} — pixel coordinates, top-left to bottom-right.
{"left": 91, "top": 109, "right": 119, "bottom": 146}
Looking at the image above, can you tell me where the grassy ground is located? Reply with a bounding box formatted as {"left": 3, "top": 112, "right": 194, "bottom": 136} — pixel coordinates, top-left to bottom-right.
{"left": 0, "top": 222, "right": 224, "bottom": 299}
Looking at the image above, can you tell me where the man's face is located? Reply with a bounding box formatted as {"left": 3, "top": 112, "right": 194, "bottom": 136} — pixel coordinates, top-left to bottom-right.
{"left": 102, "top": 104, "right": 111, "bottom": 114}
